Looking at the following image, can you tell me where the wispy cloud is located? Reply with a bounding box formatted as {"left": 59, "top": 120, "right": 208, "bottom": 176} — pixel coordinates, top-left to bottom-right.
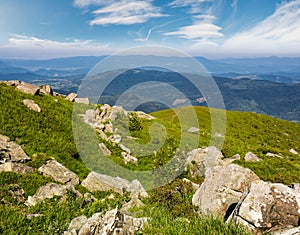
{"left": 1, "top": 34, "right": 111, "bottom": 58}
{"left": 74, "top": 0, "right": 166, "bottom": 26}
{"left": 220, "top": 0, "right": 300, "bottom": 56}
{"left": 164, "top": 23, "right": 223, "bottom": 40}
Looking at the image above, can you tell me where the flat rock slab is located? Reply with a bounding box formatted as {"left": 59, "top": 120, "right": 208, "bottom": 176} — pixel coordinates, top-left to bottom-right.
{"left": 0, "top": 141, "right": 30, "bottom": 163}
{"left": 16, "top": 82, "right": 39, "bottom": 95}
{"left": 38, "top": 160, "right": 79, "bottom": 186}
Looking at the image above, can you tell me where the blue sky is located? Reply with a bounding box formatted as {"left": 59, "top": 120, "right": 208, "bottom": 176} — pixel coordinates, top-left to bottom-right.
{"left": 0, "top": 0, "right": 299, "bottom": 58}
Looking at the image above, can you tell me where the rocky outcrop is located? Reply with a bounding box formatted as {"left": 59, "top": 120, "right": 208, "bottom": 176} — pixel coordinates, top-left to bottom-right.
{"left": 66, "top": 93, "right": 77, "bottom": 102}
{"left": 38, "top": 160, "right": 79, "bottom": 186}
{"left": 23, "top": 99, "right": 41, "bottom": 112}
{"left": 244, "top": 152, "right": 262, "bottom": 162}
{"left": 39, "top": 85, "right": 53, "bottom": 95}
{"left": 187, "top": 146, "right": 225, "bottom": 177}
{"left": 192, "top": 164, "right": 259, "bottom": 217}
{"left": 26, "top": 183, "right": 82, "bottom": 206}
{"left": 64, "top": 208, "right": 147, "bottom": 235}
{"left": 81, "top": 172, "right": 148, "bottom": 198}
{"left": 16, "top": 82, "right": 40, "bottom": 95}
{"left": 0, "top": 138, "right": 30, "bottom": 163}
{"left": 74, "top": 98, "right": 90, "bottom": 105}
{"left": 231, "top": 180, "right": 300, "bottom": 234}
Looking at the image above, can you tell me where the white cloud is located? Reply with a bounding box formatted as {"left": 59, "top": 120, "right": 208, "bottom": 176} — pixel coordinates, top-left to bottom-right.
{"left": 164, "top": 22, "right": 223, "bottom": 41}
{"left": 74, "top": 0, "right": 165, "bottom": 25}
{"left": 220, "top": 0, "right": 300, "bottom": 56}
{"left": 1, "top": 34, "right": 112, "bottom": 58}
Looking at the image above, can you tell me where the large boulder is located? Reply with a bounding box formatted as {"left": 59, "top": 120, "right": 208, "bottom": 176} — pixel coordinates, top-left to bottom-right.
{"left": 0, "top": 140, "right": 30, "bottom": 163}
{"left": 16, "top": 82, "right": 40, "bottom": 95}
{"left": 26, "top": 183, "right": 82, "bottom": 206}
{"left": 81, "top": 172, "right": 148, "bottom": 198}
{"left": 192, "top": 164, "right": 259, "bottom": 217}
{"left": 187, "top": 146, "right": 225, "bottom": 177}
{"left": 64, "top": 208, "right": 147, "bottom": 235}
{"left": 231, "top": 180, "right": 300, "bottom": 234}
{"left": 38, "top": 160, "right": 79, "bottom": 186}
{"left": 23, "top": 99, "right": 41, "bottom": 112}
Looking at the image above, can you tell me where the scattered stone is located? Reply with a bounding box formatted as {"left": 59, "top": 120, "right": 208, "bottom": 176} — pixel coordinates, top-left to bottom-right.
{"left": 135, "top": 111, "right": 155, "bottom": 120}
{"left": 65, "top": 209, "right": 147, "bottom": 235}
{"left": 39, "top": 85, "right": 53, "bottom": 95}
{"left": 192, "top": 164, "right": 259, "bottom": 217}
{"left": 289, "top": 149, "right": 298, "bottom": 155}
{"left": 266, "top": 152, "right": 283, "bottom": 158}
{"left": 187, "top": 127, "right": 200, "bottom": 134}
{"left": 66, "top": 93, "right": 77, "bottom": 102}
{"left": 122, "top": 152, "right": 138, "bottom": 164}
{"left": 26, "top": 214, "right": 44, "bottom": 219}
{"left": 16, "top": 82, "right": 39, "bottom": 95}
{"left": 81, "top": 172, "right": 148, "bottom": 198}
{"left": 0, "top": 140, "right": 30, "bottom": 163}
{"left": 244, "top": 152, "right": 262, "bottom": 162}
{"left": 23, "top": 99, "right": 41, "bottom": 112}
{"left": 98, "top": 143, "right": 111, "bottom": 156}
{"left": 187, "top": 146, "right": 225, "bottom": 177}
{"left": 0, "top": 134, "right": 10, "bottom": 142}
{"left": 109, "top": 134, "right": 122, "bottom": 144}
{"left": 231, "top": 180, "right": 300, "bottom": 234}
{"left": 26, "top": 183, "right": 82, "bottom": 206}
{"left": 38, "top": 160, "right": 79, "bottom": 186}
{"left": 75, "top": 98, "right": 89, "bottom": 105}
{"left": 0, "top": 162, "right": 35, "bottom": 174}
{"left": 119, "top": 144, "right": 131, "bottom": 154}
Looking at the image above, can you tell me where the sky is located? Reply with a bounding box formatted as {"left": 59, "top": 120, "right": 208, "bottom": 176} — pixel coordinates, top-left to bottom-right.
{"left": 0, "top": 0, "right": 299, "bottom": 59}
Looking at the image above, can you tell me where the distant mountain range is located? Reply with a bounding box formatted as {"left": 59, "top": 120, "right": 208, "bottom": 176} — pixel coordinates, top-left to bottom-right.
{"left": 0, "top": 56, "right": 300, "bottom": 122}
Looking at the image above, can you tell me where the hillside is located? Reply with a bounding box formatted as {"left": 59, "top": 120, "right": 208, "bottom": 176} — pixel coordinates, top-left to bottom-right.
{"left": 0, "top": 82, "right": 300, "bottom": 234}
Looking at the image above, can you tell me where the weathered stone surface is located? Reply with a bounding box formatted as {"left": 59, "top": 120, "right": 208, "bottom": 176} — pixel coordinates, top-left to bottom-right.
{"left": 16, "top": 82, "right": 39, "bottom": 95}
{"left": 223, "top": 154, "right": 241, "bottom": 165}
{"left": 68, "top": 215, "right": 88, "bottom": 232}
{"left": 66, "top": 93, "right": 77, "bottom": 102}
{"left": 23, "top": 99, "right": 41, "bottom": 112}
{"left": 289, "top": 149, "right": 299, "bottom": 155}
{"left": 0, "top": 134, "right": 10, "bottom": 142}
{"left": 4, "top": 80, "right": 21, "bottom": 86}
{"left": 98, "top": 143, "right": 111, "bottom": 156}
{"left": 81, "top": 172, "right": 148, "bottom": 198}
{"left": 26, "top": 183, "right": 82, "bottom": 206}
{"left": 231, "top": 180, "right": 300, "bottom": 234}
{"left": 192, "top": 164, "right": 259, "bottom": 217}
{"left": 271, "top": 227, "right": 300, "bottom": 235}
{"left": 119, "top": 144, "right": 131, "bottom": 154}
{"left": 65, "top": 209, "right": 147, "bottom": 235}
{"left": 0, "top": 162, "right": 35, "bottom": 174}
{"left": 244, "top": 152, "right": 262, "bottom": 162}
{"left": 39, "top": 85, "right": 53, "bottom": 95}
{"left": 135, "top": 111, "right": 155, "bottom": 120}
{"left": 187, "top": 146, "right": 225, "bottom": 177}
{"left": 266, "top": 152, "right": 283, "bottom": 158}
{"left": 109, "top": 134, "right": 122, "bottom": 144}
{"left": 121, "top": 152, "right": 138, "bottom": 164}
{"left": 188, "top": 127, "right": 200, "bottom": 133}
{"left": 38, "top": 160, "right": 79, "bottom": 185}
{"left": 75, "top": 98, "right": 89, "bottom": 105}
{"left": 0, "top": 141, "right": 30, "bottom": 163}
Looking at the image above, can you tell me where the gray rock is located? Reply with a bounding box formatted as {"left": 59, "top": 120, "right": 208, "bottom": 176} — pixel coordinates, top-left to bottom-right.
{"left": 38, "top": 160, "right": 79, "bottom": 186}
{"left": 266, "top": 152, "right": 283, "bottom": 158}
{"left": 23, "top": 99, "right": 41, "bottom": 112}
{"left": 16, "top": 82, "right": 39, "bottom": 95}
{"left": 4, "top": 80, "right": 21, "bottom": 86}
{"left": 75, "top": 98, "right": 89, "bottom": 105}
{"left": 68, "top": 215, "right": 88, "bottom": 232}
{"left": 187, "top": 146, "right": 225, "bottom": 177}
{"left": 231, "top": 180, "right": 300, "bottom": 233}
{"left": 244, "top": 152, "right": 262, "bottom": 162}
{"left": 26, "top": 183, "right": 82, "bottom": 206}
{"left": 66, "top": 93, "right": 77, "bottom": 102}
{"left": 187, "top": 127, "right": 200, "bottom": 134}
{"left": 75, "top": 209, "right": 147, "bottom": 235}
{"left": 289, "top": 149, "right": 298, "bottom": 155}
{"left": 98, "top": 143, "right": 111, "bottom": 156}
{"left": 271, "top": 227, "right": 300, "bottom": 235}
{"left": 0, "top": 162, "right": 35, "bottom": 175}
{"left": 192, "top": 164, "right": 259, "bottom": 217}
{"left": 0, "top": 141, "right": 30, "bottom": 163}
{"left": 121, "top": 152, "right": 138, "bottom": 164}
{"left": 81, "top": 172, "right": 148, "bottom": 198}
{"left": 39, "top": 85, "right": 53, "bottom": 95}
{"left": 109, "top": 134, "right": 122, "bottom": 144}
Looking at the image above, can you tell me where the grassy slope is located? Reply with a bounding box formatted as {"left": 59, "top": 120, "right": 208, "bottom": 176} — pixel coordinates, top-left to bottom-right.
{"left": 0, "top": 83, "right": 299, "bottom": 234}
